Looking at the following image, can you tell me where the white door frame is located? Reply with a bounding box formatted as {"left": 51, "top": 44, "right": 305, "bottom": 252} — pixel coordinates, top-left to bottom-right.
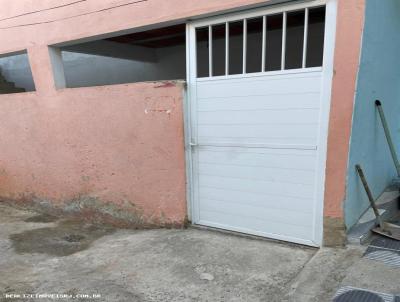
{"left": 184, "top": 0, "right": 338, "bottom": 246}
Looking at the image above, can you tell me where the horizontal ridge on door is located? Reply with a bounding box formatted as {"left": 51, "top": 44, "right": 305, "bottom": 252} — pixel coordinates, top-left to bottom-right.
{"left": 192, "top": 142, "right": 317, "bottom": 150}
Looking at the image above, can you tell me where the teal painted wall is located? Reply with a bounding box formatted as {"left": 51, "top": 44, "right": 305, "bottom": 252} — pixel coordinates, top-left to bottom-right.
{"left": 345, "top": 0, "right": 400, "bottom": 229}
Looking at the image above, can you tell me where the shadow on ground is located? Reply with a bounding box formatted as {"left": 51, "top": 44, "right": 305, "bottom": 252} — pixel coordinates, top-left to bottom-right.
{"left": 10, "top": 220, "right": 115, "bottom": 257}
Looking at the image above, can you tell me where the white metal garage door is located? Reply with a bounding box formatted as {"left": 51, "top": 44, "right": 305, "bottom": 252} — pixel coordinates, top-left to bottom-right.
{"left": 186, "top": 0, "right": 336, "bottom": 246}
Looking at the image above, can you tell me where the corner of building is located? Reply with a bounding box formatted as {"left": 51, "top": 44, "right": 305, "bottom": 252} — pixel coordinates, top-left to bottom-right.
{"left": 343, "top": 0, "right": 400, "bottom": 234}
{"left": 322, "top": 0, "right": 366, "bottom": 246}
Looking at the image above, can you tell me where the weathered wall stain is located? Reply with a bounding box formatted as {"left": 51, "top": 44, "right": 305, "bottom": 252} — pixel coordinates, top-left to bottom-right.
{"left": 323, "top": 217, "right": 347, "bottom": 247}
{"left": 24, "top": 213, "right": 58, "bottom": 223}
{"left": 154, "top": 81, "right": 177, "bottom": 89}
{"left": 2, "top": 192, "right": 187, "bottom": 229}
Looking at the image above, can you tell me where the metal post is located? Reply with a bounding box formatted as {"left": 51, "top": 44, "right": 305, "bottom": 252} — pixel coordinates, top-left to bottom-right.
{"left": 375, "top": 100, "right": 400, "bottom": 177}
{"left": 355, "top": 164, "right": 385, "bottom": 230}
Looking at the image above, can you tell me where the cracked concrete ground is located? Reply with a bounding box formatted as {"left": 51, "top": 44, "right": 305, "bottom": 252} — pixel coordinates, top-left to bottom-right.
{"left": 0, "top": 203, "right": 399, "bottom": 302}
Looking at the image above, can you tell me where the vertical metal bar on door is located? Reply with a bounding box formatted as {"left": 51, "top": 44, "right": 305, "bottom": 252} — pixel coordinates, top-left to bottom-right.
{"left": 225, "top": 22, "right": 229, "bottom": 75}
{"left": 261, "top": 15, "right": 266, "bottom": 72}
{"left": 302, "top": 8, "right": 309, "bottom": 68}
{"left": 281, "top": 12, "right": 287, "bottom": 70}
{"left": 243, "top": 19, "right": 247, "bottom": 74}
{"left": 208, "top": 25, "right": 212, "bottom": 77}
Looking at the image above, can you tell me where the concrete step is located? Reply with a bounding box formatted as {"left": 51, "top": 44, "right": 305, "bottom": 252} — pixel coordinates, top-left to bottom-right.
{"left": 347, "top": 185, "right": 400, "bottom": 245}
{"left": 392, "top": 177, "right": 400, "bottom": 187}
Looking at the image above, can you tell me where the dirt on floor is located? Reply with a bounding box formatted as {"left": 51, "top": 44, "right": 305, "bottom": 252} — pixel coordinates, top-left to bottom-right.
{"left": 0, "top": 203, "right": 399, "bottom": 302}
{"left": 9, "top": 219, "right": 115, "bottom": 257}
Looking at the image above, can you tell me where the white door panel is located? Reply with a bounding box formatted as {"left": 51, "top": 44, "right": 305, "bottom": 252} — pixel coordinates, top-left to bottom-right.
{"left": 186, "top": 0, "right": 336, "bottom": 247}
{"left": 199, "top": 210, "right": 313, "bottom": 241}
{"left": 198, "top": 162, "right": 315, "bottom": 185}
{"left": 200, "top": 198, "right": 314, "bottom": 228}
{"left": 196, "top": 73, "right": 323, "bottom": 149}
{"left": 196, "top": 74, "right": 321, "bottom": 99}
{"left": 198, "top": 148, "right": 317, "bottom": 171}
{"left": 198, "top": 124, "right": 319, "bottom": 144}
{"left": 197, "top": 109, "right": 320, "bottom": 124}
{"left": 198, "top": 172, "right": 316, "bottom": 199}
{"left": 200, "top": 186, "right": 314, "bottom": 214}
{"left": 193, "top": 75, "right": 322, "bottom": 245}
{"left": 197, "top": 92, "right": 321, "bottom": 110}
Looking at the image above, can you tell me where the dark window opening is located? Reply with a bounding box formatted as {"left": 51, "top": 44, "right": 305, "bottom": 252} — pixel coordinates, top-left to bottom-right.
{"left": 196, "top": 27, "right": 209, "bottom": 78}
{"left": 285, "top": 10, "right": 305, "bottom": 69}
{"left": 194, "top": 5, "right": 326, "bottom": 78}
{"left": 212, "top": 24, "right": 226, "bottom": 77}
{"left": 0, "top": 52, "right": 35, "bottom": 94}
{"left": 265, "top": 14, "right": 283, "bottom": 71}
{"left": 246, "top": 17, "right": 263, "bottom": 73}
{"left": 306, "top": 6, "right": 326, "bottom": 67}
{"left": 228, "top": 21, "right": 244, "bottom": 75}
{"left": 60, "top": 24, "right": 186, "bottom": 88}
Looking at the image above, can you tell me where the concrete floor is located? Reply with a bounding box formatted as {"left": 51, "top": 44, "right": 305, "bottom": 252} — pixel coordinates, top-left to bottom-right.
{"left": 0, "top": 203, "right": 399, "bottom": 302}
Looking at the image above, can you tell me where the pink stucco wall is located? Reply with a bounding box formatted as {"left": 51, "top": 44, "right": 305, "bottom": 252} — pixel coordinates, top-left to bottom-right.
{"left": 0, "top": 81, "right": 187, "bottom": 226}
